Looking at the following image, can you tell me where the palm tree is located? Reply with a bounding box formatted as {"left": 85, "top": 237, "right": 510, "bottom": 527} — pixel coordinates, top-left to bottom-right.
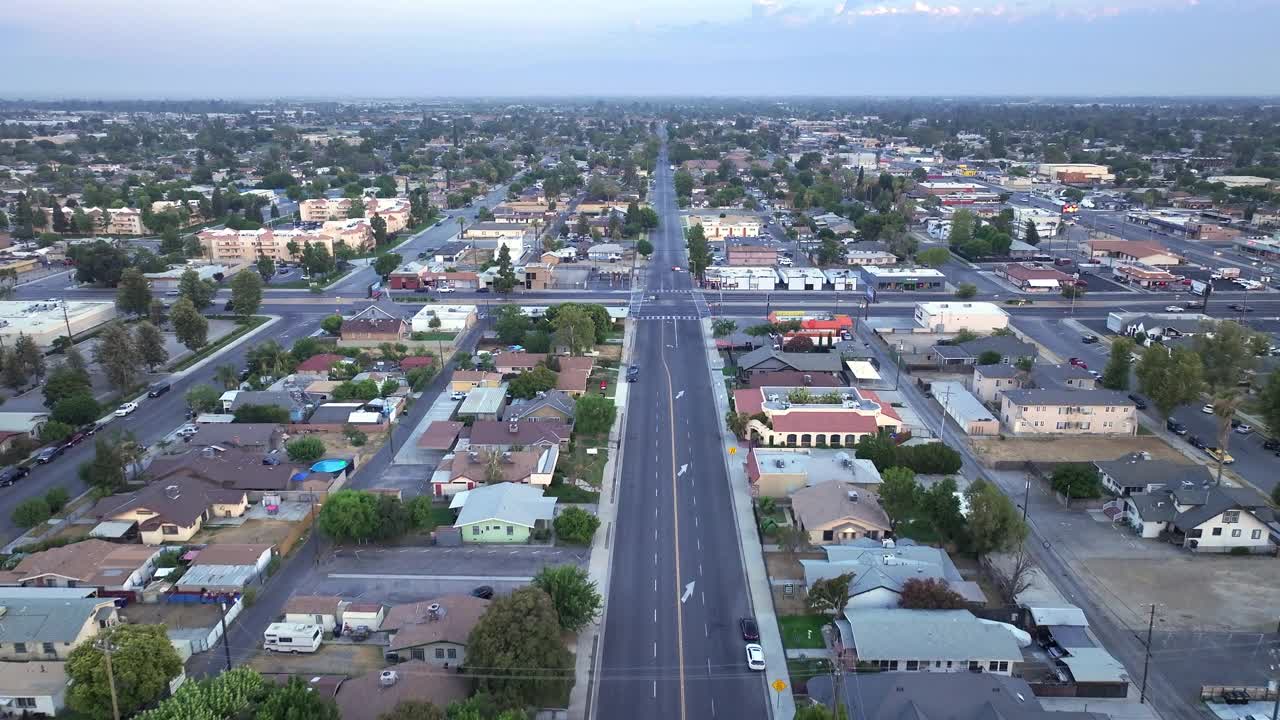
{"left": 1210, "top": 392, "right": 1243, "bottom": 486}
{"left": 214, "top": 364, "right": 239, "bottom": 390}
{"left": 119, "top": 432, "right": 146, "bottom": 482}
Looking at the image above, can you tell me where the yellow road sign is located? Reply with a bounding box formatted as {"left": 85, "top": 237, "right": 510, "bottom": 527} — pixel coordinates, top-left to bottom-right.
{"left": 772, "top": 679, "right": 787, "bottom": 692}
{"left": 728, "top": 447, "right": 737, "bottom": 455}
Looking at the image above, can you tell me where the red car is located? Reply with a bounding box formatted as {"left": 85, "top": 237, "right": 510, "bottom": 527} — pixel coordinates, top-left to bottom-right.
{"left": 1068, "top": 357, "right": 1088, "bottom": 370}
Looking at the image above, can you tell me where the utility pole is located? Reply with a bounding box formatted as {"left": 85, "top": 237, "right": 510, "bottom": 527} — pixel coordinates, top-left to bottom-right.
{"left": 218, "top": 599, "right": 233, "bottom": 672}
{"left": 95, "top": 638, "right": 122, "bottom": 720}
{"left": 61, "top": 296, "right": 74, "bottom": 344}
{"left": 1139, "top": 604, "right": 1159, "bottom": 704}
{"left": 1022, "top": 477, "right": 1031, "bottom": 523}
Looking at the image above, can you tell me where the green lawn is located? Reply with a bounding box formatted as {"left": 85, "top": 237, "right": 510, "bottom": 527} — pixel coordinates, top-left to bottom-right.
{"left": 168, "top": 316, "right": 269, "bottom": 372}
{"left": 560, "top": 443, "right": 608, "bottom": 488}
{"left": 428, "top": 505, "right": 456, "bottom": 527}
{"left": 894, "top": 515, "right": 940, "bottom": 544}
{"left": 544, "top": 483, "right": 600, "bottom": 503}
{"left": 778, "top": 615, "right": 829, "bottom": 649}
{"left": 410, "top": 332, "right": 457, "bottom": 342}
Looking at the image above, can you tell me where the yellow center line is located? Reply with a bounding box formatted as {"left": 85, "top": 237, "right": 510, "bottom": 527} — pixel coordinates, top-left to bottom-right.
{"left": 659, "top": 319, "right": 688, "bottom": 720}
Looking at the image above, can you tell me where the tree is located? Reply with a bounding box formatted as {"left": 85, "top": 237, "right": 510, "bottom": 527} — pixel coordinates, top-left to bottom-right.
{"left": 378, "top": 701, "right": 445, "bottom": 720}
{"left": 14, "top": 333, "right": 43, "bottom": 381}
{"left": 916, "top": 247, "right": 951, "bottom": 268}
{"left": 135, "top": 321, "right": 169, "bottom": 371}
{"left": 878, "top": 467, "right": 920, "bottom": 529}
{"left": 79, "top": 433, "right": 139, "bottom": 492}
{"left": 991, "top": 547, "right": 1038, "bottom": 605}
{"left": 575, "top": 394, "right": 616, "bottom": 435}
{"left": 553, "top": 506, "right": 601, "bottom": 545}
{"left": 230, "top": 269, "right": 263, "bottom": 319}
{"left": 94, "top": 322, "right": 141, "bottom": 391}
{"left": 807, "top": 572, "right": 853, "bottom": 615}
{"left": 148, "top": 298, "right": 167, "bottom": 327}
{"left": 234, "top": 404, "right": 290, "bottom": 423}
{"left": 466, "top": 587, "right": 573, "bottom": 707}
{"left": 552, "top": 305, "right": 596, "bottom": 355}
{"left": 44, "top": 486, "right": 70, "bottom": 513}
{"left": 782, "top": 335, "right": 813, "bottom": 353}
{"left": 1101, "top": 338, "right": 1134, "bottom": 391}
{"left": 898, "top": 578, "right": 967, "bottom": 609}
{"left": 920, "top": 476, "right": 967, "bottom": 544}
{"left": 170, "top": 297, "right": 209, "bottom": 351}
{"left": 951, "top": 328, "right": 979, "bottom": 344}
{"left": 320, "top": 314, "right": 344, "bottom": 335}
{"left": 12, "top": 497, "right": 51, "bottom": 528}
{"left": 254, "top": 677, "right": 341, "bottom": 720}
{"left": 0, "top": 348, "right": 27, "bottom": 390}
{"left": 286, "top": 436, "right": 326, "bottom": 463}
{"left": 41, "top": 420, "right": 75, "bottom": 443}
{"left": 508, "top": 366, "right": 557, "bottom": 399}
{"left": 725, "top": 410, "right": 752, "bottom": 439}
{"left": 177, "top": 268, "right": 215, "bottom": 310}
{"left": 1023, "top": 220, "right": 1041, "bottom": 246}
{"left": 1051, "top": 464, "right": 1101, "bottom": 499}
{"left": 796, "top": 704, "right": 848, "bottom": 720}
{"left": 1061, "top": 284, "right": 1085, "bottom": 299}
{"left": 318, "top": 490, "right": 380, "bottom": 542}
{"left": 256, "top": 255, "right": 276, "bottom": 281}
{"left": 1193, "top": 320, "right": 1258, "bottom": 392}
{"left": 115, "top": 268, "right": 153, "bottom": 316}
{"left": 712, "top": 319, "right": 737, "bottom": 338}
{"left": 1210, "top": 391, "right": 1243, "bottom": 487}
{"left": 1137, "top": 345, "right": 1204, "bottom": 418}
{"left": 947, "top": 209, "right": 975, "bottom": 246}
{"left": 531, "top": 564, "right": 603, "bottom": 632}
{"left": 370, "top": 215, "right": 388, "bottom": 245}
{"left": 44, "top": 365, "right": 92, "bottom": 408}
{"left": 976, "top": 350, "right": 1003, "bottom": 366}
{"left": 494, "top": 244, "right": 517, "bottom": 294}
{"left": 954, "top": 283, "right": 977, "bottom": 299}
{"left": 636, "top": 238, "right": 653, "bottom": 257}
{"left": 1259, "top": 372, "right": 1280, "bottom": 440}
{"left": 52, "top": 393, "right": 101, "bottom": 426}
{"left": 186, "top": 384, "right": 222, "bottom": 414}
{"left": 374, "top": 252, "right": 402, "bottom": 279}
{"left": 965, "top": 479, "right": 1028, "bottom": 558}
{"left": 66, "top": 624, "right": 182, "bottom": 720}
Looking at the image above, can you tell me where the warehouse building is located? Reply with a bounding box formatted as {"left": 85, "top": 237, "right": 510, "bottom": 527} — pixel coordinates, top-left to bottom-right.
{"left": 0, "top": 300, "right": 116, "bottom": 348}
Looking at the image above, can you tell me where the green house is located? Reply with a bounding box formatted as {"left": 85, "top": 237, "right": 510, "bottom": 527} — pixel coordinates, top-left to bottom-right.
{"left": 451, "top": 482, "right": 557, "bottom": 544}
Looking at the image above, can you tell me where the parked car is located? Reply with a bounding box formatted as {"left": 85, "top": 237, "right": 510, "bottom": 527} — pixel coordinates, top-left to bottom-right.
{"left": 34, "top": 446, "right": 63, "bottom": 464}
{"left": 740, "top": 617, "right": 760, "bottom": 642}
{"left": 626, "top": 365, "right": 639, "bottom": 382}
{"left": 1189, "top": 435, "right": 1207, "bottom": 450}
{"left": 62, "top": 432, "right": 88, "bottom": 449}
{"left": 1164, "top": 305, "right": 1183, "bottom": 312}
{"left": 471, "top": 585, "right": 495, "bottom": 600}
{"left": 1081, "top": 335, "right": 1099, "bottom": 344}
{"left": 450, "top": 391, "right": 467, "bottom": 401}
{"left": 1127, "top": 394, "right": 1147, "bottom": 410}
{"left": 1166, "top": 418, "right": 1187, "bottom": 435}
{"left": 745, "top": 643, "right": 766, "bottom": 671}
{"left": 115, "top": 402, "right": 139, "bottom": 417}
{"left": 1068, "top": 358, "right": 1087, "bottom": 369}
{"left": 0, "top": 465, "right": 30, "bottom": 487}
{"left": 1201, "top": 404, "right": 1215, "bottom": 414}
{"left": 1205, "top": 447, "right": 1235, "bottom": 464}
{"left": 1262, "top": 437, "right": 1280, "bottom": 451}
{"left": 1234, "top": 423, "right": 1253, "bottom": 434}
{"left": 147, "top": 382, "right": 171, "bottom": 398}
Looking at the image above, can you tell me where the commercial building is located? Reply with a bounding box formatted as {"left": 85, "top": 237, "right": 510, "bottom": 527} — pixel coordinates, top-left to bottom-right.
{"left": 844, "top": 249, "right": 897, "bottom": 267}
{"left": 914, "top": 301, "right": 1008, "bottom": 333}
{"left": 917, "top": 181, "right": 981, "bottom": 196}
{"left": 1012, "top": 207, "right": 1062, "bottom": 240}
{"left": 1110, "top": 262, "right": 1179, "bottom": 289}
{"left": 1206, "top": 175, "right": 1273, "bottom": 189}
{"left": 1124, "top": 210, "right": 1201, "bottom": 239}
{"left": 1086, "top": 240, "right": 1181, "bottom": 267}
{"left": 1000, "top": 389, "right": 1136, "bottom": 436}
{"left": 410, "top": 304, "right": 477, "bottom": 333}
{"left": 861, "top": 266, "right": 945, "bottom": 292}
{"left": 996, "top": 263, "right": 1072, "bottom": 292}
{"left": 1037, "top": 163, "right": 1115, "bottom": 184}
{"left": 682, "top": 213, "right": 761, "bottom": 239}
{"left": 0, "top": 299, "right": 116, "bottom": 348}
{"left": 1232, "top": 233, "right": 1280, "bottom": 261}
{"left": 931, "top": 381, "right": 999, "bottom": 435}
{"left": 727, "top": 245, "right": 778, "bottom": 266}
{"left": 733, "top": 385, "right": 901, "bottom": 448}
{"left": 462, "top": 222, "right": 527, "bottom": 260}
{"left": 704, "top": 266, "right": 778, "bottom": 290}
{"left": 777, "top": 267, "right": 827, "bottom": 291}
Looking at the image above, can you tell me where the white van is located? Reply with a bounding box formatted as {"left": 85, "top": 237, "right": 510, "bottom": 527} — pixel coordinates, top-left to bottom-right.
{"left": 264, "top": 623, "right": 322, "bottom": 653}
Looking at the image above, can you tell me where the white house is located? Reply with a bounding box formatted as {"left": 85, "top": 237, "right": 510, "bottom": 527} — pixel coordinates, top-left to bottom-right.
{"left": 1111, "top": 482, "right": 1277, "bottom": 552}
{"left": 0, "top": 661, "right": 69, "bottom": 717}
{"left": 832, "top": 608, "right": 1023, "bottom": 674}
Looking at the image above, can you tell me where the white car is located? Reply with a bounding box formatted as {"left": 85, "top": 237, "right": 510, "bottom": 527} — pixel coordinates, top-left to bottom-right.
{"left": 437, "top": 286, "right": 455, "bottom": 293}
{"left": 1201, "top": 404, "right": 1215, "bottom": 414}
{"left": 116, "top": 402, "right": 139, "bottom": 417}
{"left": 1234, "top": 424, "right": 1253, "bottom": 434}
{"left": 1164, "top": 306, "right": 1183, "bottom": 312}
{"left": 778, "top": 257, "right": 794, "bottom": 267}
{"left": 176, "top": 424, "right": 199, "bottom": 437}
{"left": 745, "top": 643, "right": 766, "bottom": 671}
{"left": 450, "top": 391, "right": 467, "bottom": 401}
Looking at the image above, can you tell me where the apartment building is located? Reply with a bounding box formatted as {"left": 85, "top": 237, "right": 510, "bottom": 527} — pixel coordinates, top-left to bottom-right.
{"left": 999, "top": 389, "right": 1136, "bottom": 436}
{"left": 198, "top": 227, "right": 340, "bottom": 262}
{"left": 463, "top": 222, "right": 527, "bottom": 260}
{"left": 42, "top": 206, "right": 147, "bottom": 235}
{"left": 300, "top": 197, "right": 412, "bottom": 233}
{"left": 321, "top": 219, "right": 375, "bottom": 248}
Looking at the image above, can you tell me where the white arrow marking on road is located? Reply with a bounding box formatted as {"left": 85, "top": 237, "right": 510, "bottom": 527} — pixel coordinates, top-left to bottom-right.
{"left": 678, "top": 464, "right": 688, "bottom": 477}
{"left": 681, "top": 581, "right": 696, "bottom": 604}
{"left": 675, "top": 390, "right": 684, "bottom": 400}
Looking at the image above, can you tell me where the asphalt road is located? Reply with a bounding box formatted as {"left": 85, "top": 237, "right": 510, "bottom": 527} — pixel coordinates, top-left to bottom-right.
{"left": 596, "top": 138, "right": 769, "bottom": 720}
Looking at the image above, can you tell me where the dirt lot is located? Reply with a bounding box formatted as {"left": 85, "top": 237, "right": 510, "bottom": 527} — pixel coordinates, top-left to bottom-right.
{"left": 972, "top": 436, "right": 1186, "bottom": 465}
{"left": 192, "top": 519, "right": 296, "bottom": 547}
{"left": 120, "top": 602, "right": 223, "bottom": 630}
{"left": 247, "top": 642, "right": 386, "bottom": 675}
{"left": 1076, "top": 554, "right": 1280, "bottom": 632}
{"left": 290, "top": 428, "right": 386, "bottom": 468}
{"left": 764, "top": 550, "right": 822, "bottom": 580}
{"left": 595, "top": 344, "right": 622, "bottom": 362}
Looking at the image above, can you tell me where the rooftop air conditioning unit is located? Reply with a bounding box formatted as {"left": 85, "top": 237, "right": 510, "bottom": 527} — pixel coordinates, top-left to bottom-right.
{"left": 379, "top": 670, "right": 398, "bottom": 687}
{"left": 427, "top": 603, "right": 442, "bottom": 620}
{"left": 775, "top": 459, "right": 785, "bottom": 469}
{"left": 847, "top": 490, "right": 859, "bottom": 503}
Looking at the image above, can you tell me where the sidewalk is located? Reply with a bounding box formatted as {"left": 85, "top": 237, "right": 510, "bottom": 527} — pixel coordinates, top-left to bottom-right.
{"left": 568, "top": 319, "right": 633, "bottom": 720}
{"left": 700, "top": 318, "right": 795, "bottom": 720}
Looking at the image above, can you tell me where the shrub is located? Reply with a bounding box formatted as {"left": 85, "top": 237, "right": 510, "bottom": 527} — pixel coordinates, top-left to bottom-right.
{"left": 12, "top": 498, "right": 52, "bottom": 528}
{"left": 40, "top": 420, "right": 75, "bottom": 444}
{"left": 1229, "top": 546, "right": 1250, "bottom": 556}
{"left": 44, "top": 487, "right": 71, "bottom": 514}
{"left": 553, "top": 506, "right": 601, "bottom": 544}
{"left": 285, "top": 436, "right": 326, "bottom": 463}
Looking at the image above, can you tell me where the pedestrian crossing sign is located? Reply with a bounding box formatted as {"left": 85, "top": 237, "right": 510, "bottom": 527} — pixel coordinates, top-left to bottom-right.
{"left": 772, "top": 679, "right": 787, "bottom": 692}
{"left": 728, "top": 447, "right": 737, "bottom": 455}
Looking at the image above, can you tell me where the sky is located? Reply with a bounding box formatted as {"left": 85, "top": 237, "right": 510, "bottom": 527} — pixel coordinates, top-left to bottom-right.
{"left": 3, "top": 0, "right": 1278, "bottom": 98}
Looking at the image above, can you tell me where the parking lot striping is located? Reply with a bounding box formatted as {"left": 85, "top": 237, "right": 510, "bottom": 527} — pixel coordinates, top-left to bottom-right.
{"left": 328, "top": 573, "right": 533, "bottom": 582}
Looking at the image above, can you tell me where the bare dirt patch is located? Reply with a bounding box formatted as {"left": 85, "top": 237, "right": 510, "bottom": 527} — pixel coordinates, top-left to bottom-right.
{"left": 247, "top": 643, "right": 387, "bottom": 675}
{"left": 193, "top": 519, "right": 297, "bottom": 547}
{"left": 120, "top": 602, "right": 223, "bottom": 630}
{"left": 972, "top": 436, "right": 1185, "bottom": 465}
{"left": 1074, "top": 554, "right": 1280, "bottom": 632}
{"left": 764, "top": 550, "right": 822, "bottom": 580}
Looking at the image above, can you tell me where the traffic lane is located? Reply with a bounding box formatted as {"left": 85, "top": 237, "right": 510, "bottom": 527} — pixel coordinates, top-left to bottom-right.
{"left": 1168, "top": 404, "right": 1277, "bottom": 495}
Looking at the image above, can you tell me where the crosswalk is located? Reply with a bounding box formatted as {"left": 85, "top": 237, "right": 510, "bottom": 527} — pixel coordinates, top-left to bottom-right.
{"left": 632, "top": 314, "right": 699, "bottom": 321}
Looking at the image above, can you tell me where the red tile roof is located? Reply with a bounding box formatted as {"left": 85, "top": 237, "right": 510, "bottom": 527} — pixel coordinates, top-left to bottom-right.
{"left": 771, "top": 412, "right": 879, "bottom": 434}
{"left": 860, "top": 389, "right": 901, "bottom": 422}
{"left": 734, "top": 389, "right": 765, "bottom": 415}
{"left": 399, "top": 355, "right": 434, "bottom": 369}
{"left": 745, "top": 371, "right": 843, "bottom": 389}
{"left": 295, "top": 353, "right": 348, "bottom": 373}
{"left": 418, "top": 421, "right": 464, "bottom": 450}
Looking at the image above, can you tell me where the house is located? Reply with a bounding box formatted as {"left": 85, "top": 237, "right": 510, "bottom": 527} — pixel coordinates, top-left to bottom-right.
{"left": 182, "top": 423, "right": 283, "bottom": 452}
{"left": 384, "top": 594, "right": 489, "bottom": 665}
{"left": 586, "top": 243, "right": 625, "bottom": 262}
{"left": 1094, "top": 454, "right": 1211, "bottom": 497}
{"left": 789, "top": 482, "right": 890, "bottom": 545}
{"left": 933, "top": 336, "right": 1037, "bottom": 367}
{"left": 294, "top": 353, "right": 353, "bottom": 377}
{"left": 1113, "top": 482, "right": 1278, "bottom": 552}
{"left": 417, "top": 421, "right": 465, "bottom": 451}
{"left": 450, "top": 481, "right": 558, "bottom": 543}
{"left": 914, "top": 302, "right": 1009, "bottom": 333}
{"left": 1022, "top": 606, "right": 1130, "bottom": 695}
{"left": 733, "top": 385, "right": 901, "bottom": 448}
{"left": 744, "top": 370, "right": 843, "bottom": 389}
{"left": 505, "top": 389, "right": 576, "bottom": 423}
{"left": 0, "top": 595, "right": 120, "bottom": 661}
{"left": 0, "top": 540, "right": 159, "bottom": 593}
{"left": 334, "top": 661, "right": 470, "bottom": 720}
{"left": 806, "top": 672, "right": 1106, "bottom": 720}
{"left": 339, "top": 306, "right": 408, "bottom": 345}
{"left": 468, "top": 420, "right": 571, "bottom": 450}
{"left": 283, "top": 595, "right": 342, "bottom": 633}
{"left": 735, "top": 348, "right": 844, "bottom": 382}
{"left": 449, "top": 370, "right": 504, "bottom": 393}
{"left": 1087, "top": 240, "right": 1181, "bottom": 267}
{"left": 1000, "top": 389, "right": 1136, "bottom": 436}
{"left": 146, "top": 446, "right": 306, "bottom": 492}
{"left": 88, "top": 476, "right": 248, "bottom": 545}
{"left": 494, "top": 352, "right": 548, "bottom": 375}
{"left": 456, "top": 387, "right": 508, "bottom": 421}
{"left": 0, "top": 412, "right": 48, "bottom": 437}
{"left": 0, "top": 660, "right": 69, "bottom": 717}
{"left": 441, "top": 447, "right": 558, "bottom": 493}
{"left": 832, "top": 608, "right": 1022, "bottom": 674}
{"left": 800, "top": 540, "right": 985, "bottom": 610}
{"left": 745, "top": 447, "right": 882, "bottom": 498}
{"left": 174, "top": 544, "right": 275, "bottom": 594}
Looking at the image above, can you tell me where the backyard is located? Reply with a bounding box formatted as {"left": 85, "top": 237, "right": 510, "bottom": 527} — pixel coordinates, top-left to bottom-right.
{"left": 778, "top": 614, "right": 829, "bottom": 650}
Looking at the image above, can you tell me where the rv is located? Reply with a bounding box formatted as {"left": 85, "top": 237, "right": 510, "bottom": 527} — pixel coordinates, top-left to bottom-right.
{"left": 263, "top": 623, "right": 323, "bottom": 653}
